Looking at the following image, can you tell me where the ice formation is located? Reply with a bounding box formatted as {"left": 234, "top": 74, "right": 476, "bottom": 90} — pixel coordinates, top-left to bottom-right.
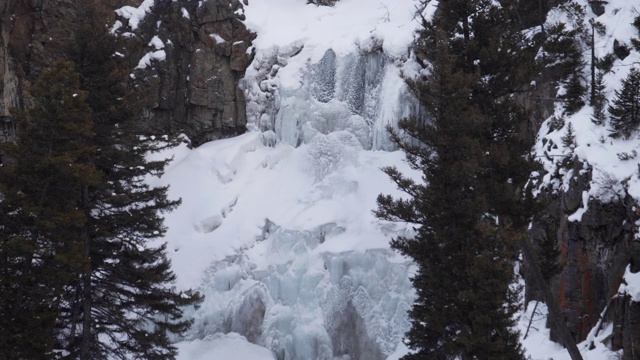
{"left": 153, "top": 0, "right": 425, "bottom": 359}
{"left": 157, "top": 127, "right": 419, "bottom": 359}
{"left": 181, "top": 222, "right": 414, "bottom": 360}
{"left": 244, "top": 46, "right": 418, "bottom": 152}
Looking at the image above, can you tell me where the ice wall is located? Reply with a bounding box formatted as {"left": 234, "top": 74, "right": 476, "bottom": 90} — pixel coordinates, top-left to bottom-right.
{"left": 244, "top": 48, "right": 418, "bottom": 151}
{"left": 182, "top": 221, "right": 414, "bottom": 360}
{"left": 182, "top": 47, "right": 419, "bottom": 356}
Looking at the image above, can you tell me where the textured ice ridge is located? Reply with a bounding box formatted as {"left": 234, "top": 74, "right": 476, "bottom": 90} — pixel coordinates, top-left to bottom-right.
{"left": 243, "top": 48, "right": 418, "bottom": 151}
{"left": 184, "top": 220, "right": 414, "bottom": 360}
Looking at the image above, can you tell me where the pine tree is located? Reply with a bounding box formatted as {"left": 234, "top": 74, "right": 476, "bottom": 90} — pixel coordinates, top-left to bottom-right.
{"left": 541, "top": 22, "right": 586, "bottom": 80}
{"left": 538, "top": 231, "right": 562, "bottom": 282}
{"left": 0, "top": 60, "right": 101, "bottom": 359}
{"left": 591, "top": 71, "right": 607, "bottom": 125}
{"left": 376, "top": 27, "right": 527, "bottom": 359}
{"left": 563, "top": 73, "right": 586, "bottom": 115}
{"left": 2, "top": 6, "right": 202, "bottom": 358}
{"left": 562, "top": 122, "right": 577, "bottom": 149}
{"left": 608, "top": 68, "right": 640, "bottom": 139}
{"left": 59, "top": 8, "right": 202, "bottom": 359}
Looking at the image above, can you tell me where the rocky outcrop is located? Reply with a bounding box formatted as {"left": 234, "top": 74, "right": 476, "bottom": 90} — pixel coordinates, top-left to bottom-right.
{"left": 0, "top": 0, "right": 39, "bottom": 141}
{"left": 121, "top": 0, "right": 255, "bottom": 145}
{"left": 0, "top": 0, "right": 254, "bottom": 146}
{"left": 588, "top": 0, "right": 607, "bottom": 16}
{"left": 529, "top": 158, "right": 640, "bottom": 354}
{"left": 614, "top": 39, "right": 631, "bottom": 60}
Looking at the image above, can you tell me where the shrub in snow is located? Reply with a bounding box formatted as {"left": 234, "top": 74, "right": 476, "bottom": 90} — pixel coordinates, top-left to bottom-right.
{"left": 307, "top": 0, "right": 338, "bottom": 6}
{"left": 562, "top": 73, "right": 586, "bottom": 115}
{"left": 632, "top": 15, "right": 640, "bottom": 51}
{"left": 596, "top": 53, "right": 616, "bottom": 73}
{"left": 608, "top": 68, "right": 640, "bottom": 139}
{"left": 617, "top": 150, "right": 637, "bottom": 161}
{"left": 548, "top": 116, "right": 565, "bottom": 133}
{"left": 593, "top": 170, "right": 626, "bottom": 203}
{"left": 561, "top": 122, "right": 577, "bottom": 150}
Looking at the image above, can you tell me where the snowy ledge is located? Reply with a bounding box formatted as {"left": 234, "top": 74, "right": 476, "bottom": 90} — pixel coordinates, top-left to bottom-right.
{"left": 620, "top": 265, "right": 640, "bottom": 302}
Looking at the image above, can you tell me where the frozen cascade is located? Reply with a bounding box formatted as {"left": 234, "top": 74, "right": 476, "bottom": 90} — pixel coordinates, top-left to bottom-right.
{"left": 183, "top": 220, "right": 414, "bottom": 360}
{"left": 168, "top": 45, "right": 421, "bottom": 358}
{"left": 245, "top": 48, "right": 418, "bottom": 151}
{"left": 175, "top": 43, "right": 421, "bottom": 359}
{"left": 170, "top": 1, "right": 422, "bottom": 357}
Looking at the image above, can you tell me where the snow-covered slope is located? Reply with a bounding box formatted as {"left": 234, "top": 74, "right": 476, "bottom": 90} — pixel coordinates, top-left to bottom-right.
{"left": 533, "top": 0, "right": 640, "bottom": 212}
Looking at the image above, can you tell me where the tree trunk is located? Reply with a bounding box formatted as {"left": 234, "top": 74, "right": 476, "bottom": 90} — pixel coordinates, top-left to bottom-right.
{"left": 520, "top": 235, "right": 584, "bottom": 360}
{"left": 80, "top": 185, "right": 92, "bottom": 360}
{"left": 590, "top": 23, "right": 596, "bottom": 106}
{"left": 524, "top": 300, "right": 540, "bottom": 339}
{"left": 68, "top": 284, "right": 82, "bottom": 354}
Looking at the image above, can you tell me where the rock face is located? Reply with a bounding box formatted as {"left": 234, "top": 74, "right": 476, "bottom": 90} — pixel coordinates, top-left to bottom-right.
{"left": 614, "top": 39, "right": 631, "bottom": 61}
{"left": 612, "top": 294, "right": 640, "bottom": 359}
{"left": 122, "top": 0, "right": 255, "bottom": 145}
{"left": 0, "top": 0, "right": 254, "bottom": 146}
{"left": 0, "top": 2, "right": 21, "bottom": 141}
{"left": 0, "top": 0, "right": 43, "bottom": 141}
{"left": 0, "top": 0, "right": 136, "bottom": 141}
{"left": 529, "top": 158, "right": 640, "bottom": 355}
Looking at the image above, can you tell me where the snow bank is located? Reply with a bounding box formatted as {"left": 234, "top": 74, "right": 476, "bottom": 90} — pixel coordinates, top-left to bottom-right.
{"left": 176, "top": 333, "right": 275, "bottom": 360}
{"left": 114, "top": 0, "right": 155, "bottom": 31}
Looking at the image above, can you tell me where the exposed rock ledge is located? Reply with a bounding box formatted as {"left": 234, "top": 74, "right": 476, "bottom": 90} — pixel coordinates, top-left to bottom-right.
{"left": 0, "top": 0, "right": 255, "bottom": 146}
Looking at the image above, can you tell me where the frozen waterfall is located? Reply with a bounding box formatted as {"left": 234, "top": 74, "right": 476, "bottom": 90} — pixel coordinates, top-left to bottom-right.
{"left": 159, "top": 0, "right": 424, "bottom": 359}
{"left": 171, "top": 42, "right": 420, "bottom": 358}
{"left": 165, "top": 45, "right": 421, "bottom": 359}
{"left": 183, "top": 221, "right": 414, "bottom": 360}
{"left": 245, "top": 48, "right": 418, "bottom": 152}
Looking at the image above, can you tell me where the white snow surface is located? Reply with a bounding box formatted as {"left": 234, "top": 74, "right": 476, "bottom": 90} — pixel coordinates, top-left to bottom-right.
{"left": 533, "top": 0, "right": 640, "bottom": 221}
{"left": 181, "top": 7, "right": 190, "bottom": 19}
{"left": 114, "top": 0, "right": 154, "bottom": 31}
{"left": 148, "top": 35, "right": 165, "bottom": 50}
{"left": 243, "top": 0, "right": 420, "bottom": 63}
{"left": 135, "top": 50, "right": 166, "bottom": 69}
{"left": 620, "top": 265, "right": 640, "bottom": 302}
{"left": 176, "top": 333, "right": 275, "bottom": 360}
{"left": 517, "top": 301, "right": 621, "bottom": 360}
{"left": 209, "top": 33, "right": 225, "bottom": 44}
